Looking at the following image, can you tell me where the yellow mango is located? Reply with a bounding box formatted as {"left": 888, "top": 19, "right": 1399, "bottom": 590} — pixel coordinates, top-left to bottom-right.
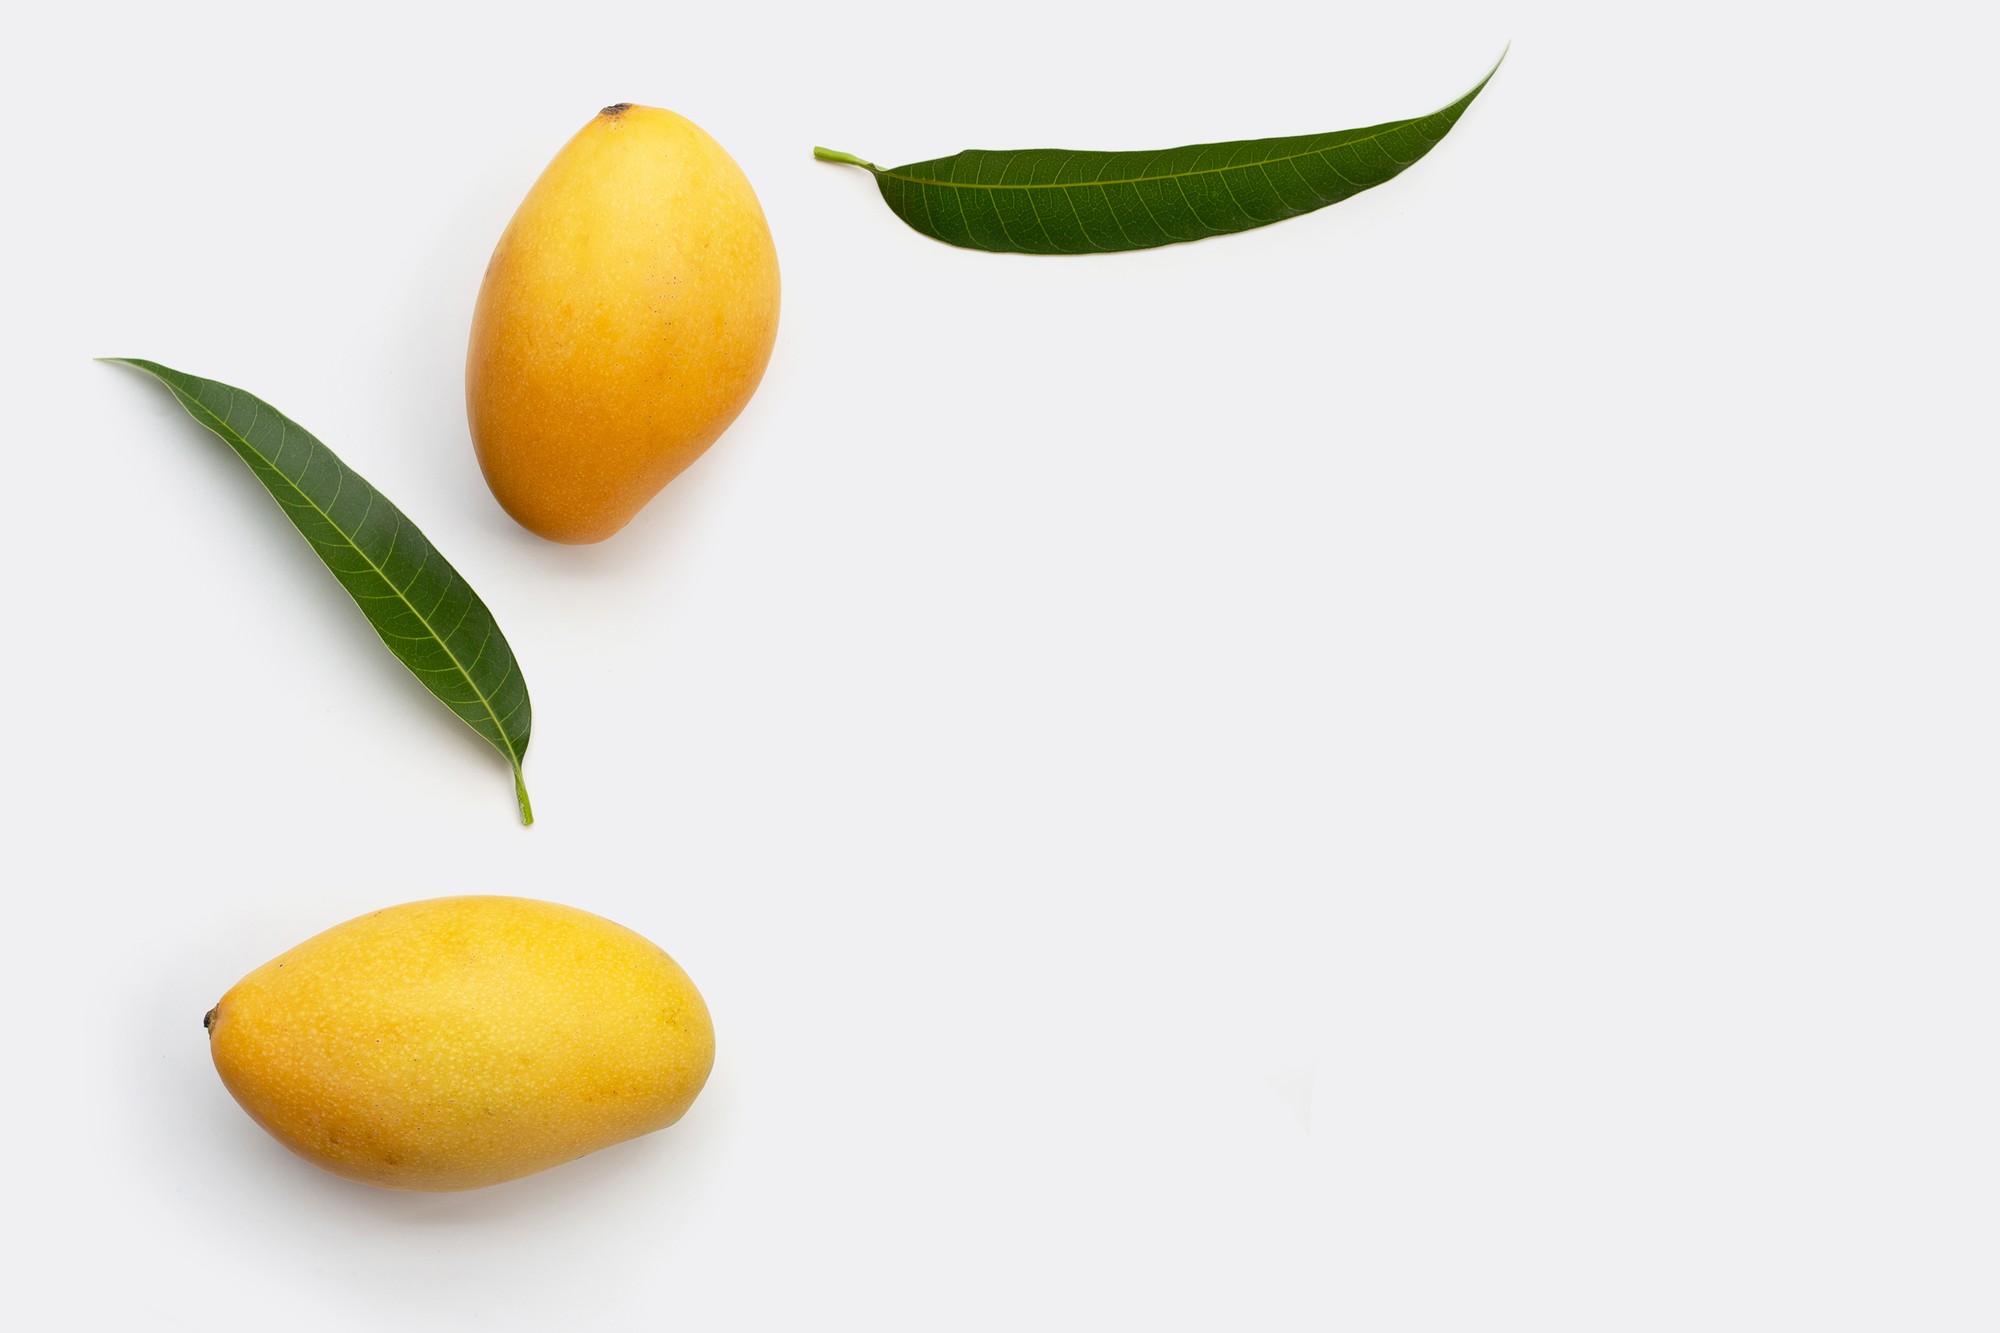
{"left": 466, "top": 104, "right": 780, "bottom": 543}
{"left": 205, "top": 896, "right": 714, "bottom": 1191}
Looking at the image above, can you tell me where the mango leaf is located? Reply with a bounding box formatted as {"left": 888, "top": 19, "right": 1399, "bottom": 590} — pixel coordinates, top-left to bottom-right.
{"left": 815, "top": 52, "right": 1502, "bottom": 254}
{"left": 106, "top": 359, "right": 535, "bottom": 824}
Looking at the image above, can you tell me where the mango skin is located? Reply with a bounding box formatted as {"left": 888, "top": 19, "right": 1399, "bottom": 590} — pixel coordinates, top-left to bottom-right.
{"left": 206, "top": 896, "right": 714, "bottom": 1192}
{"left": 467, "top": 103, "right": 780, "bottom": 543}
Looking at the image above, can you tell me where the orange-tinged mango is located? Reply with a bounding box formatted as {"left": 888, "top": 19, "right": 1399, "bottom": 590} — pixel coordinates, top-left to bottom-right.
{"left": 466, "top": 104, "right": 780, "bottom": 543}
{"left": 206, "top": 896, "right": 714, "bottom": 1191}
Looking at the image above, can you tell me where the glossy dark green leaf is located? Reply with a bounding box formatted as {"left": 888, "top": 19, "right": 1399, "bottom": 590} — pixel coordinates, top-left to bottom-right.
{"left": 106, "top": 359, "right": 535, "bottom": 824}
{"left": 816, "top": 52, "right": 1502, "bottom": 254}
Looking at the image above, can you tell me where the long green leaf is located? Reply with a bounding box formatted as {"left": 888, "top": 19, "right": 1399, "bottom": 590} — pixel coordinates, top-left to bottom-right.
{"left": 107, "top": 359, "right": 535, "bottom": 824}
{"left": 815, "top": 52, "right": 1502, "bottom": 254}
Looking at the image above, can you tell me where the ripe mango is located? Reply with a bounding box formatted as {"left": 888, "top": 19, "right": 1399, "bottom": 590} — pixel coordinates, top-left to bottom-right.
{"left": 205, "top": 896, "right": 714, "bottom": 1191}
{"left": 466, "top": 104, "right": 780, "bottom": 543}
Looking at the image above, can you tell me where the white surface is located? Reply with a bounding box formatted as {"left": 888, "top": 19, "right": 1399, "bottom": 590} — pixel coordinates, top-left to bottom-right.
{"left": 3, "top": 0, "right": 1994, "bottom": 1327}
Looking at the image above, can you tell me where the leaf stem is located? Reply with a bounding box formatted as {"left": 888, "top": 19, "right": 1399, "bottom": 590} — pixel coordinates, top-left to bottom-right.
{"left": 514, "top": 767, "right": 534, "bottom": 826}
{"left": 813, "top": 147, "right": 877, "bottom": 170}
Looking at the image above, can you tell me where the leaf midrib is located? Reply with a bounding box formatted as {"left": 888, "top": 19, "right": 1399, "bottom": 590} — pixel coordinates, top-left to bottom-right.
{"left": 881, "top": 111, "right": 1448, "bottom": 191}
{"left": 172, "top": 383, "right": 524, "bottom": 774}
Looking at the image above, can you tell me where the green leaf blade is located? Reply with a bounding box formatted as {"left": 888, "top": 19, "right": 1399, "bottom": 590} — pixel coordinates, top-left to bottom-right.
{"left": 107, "top": 359, "right": 535, "bottom": 824}
{"left": 822, "top": 52, "right": 1502, "bottom": 254}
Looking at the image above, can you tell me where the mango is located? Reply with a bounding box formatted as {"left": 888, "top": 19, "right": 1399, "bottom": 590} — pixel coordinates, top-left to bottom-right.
{"left": 205, "top": 896, "right": 714, "bottom": 1191}
{"left": 466, "top": 103, "right": 780, "bottom": 543}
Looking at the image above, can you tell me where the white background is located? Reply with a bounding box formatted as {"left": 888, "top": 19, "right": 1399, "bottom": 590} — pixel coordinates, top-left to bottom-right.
{"left": 3, "top": 0, "right": 1994, "bottom": 1327}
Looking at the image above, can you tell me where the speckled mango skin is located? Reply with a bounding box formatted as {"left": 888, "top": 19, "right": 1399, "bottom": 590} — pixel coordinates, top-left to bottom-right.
{"left": 206, "top": 896, "right": 714, "bottom": 1192}
{"left": 466, "top": 104, "right": 780, "bottom": 544}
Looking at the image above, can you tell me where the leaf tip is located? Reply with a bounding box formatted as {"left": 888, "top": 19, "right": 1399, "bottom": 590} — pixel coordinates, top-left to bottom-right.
{"left": 97, "top": 356, "right": 161, "bottom": 375}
